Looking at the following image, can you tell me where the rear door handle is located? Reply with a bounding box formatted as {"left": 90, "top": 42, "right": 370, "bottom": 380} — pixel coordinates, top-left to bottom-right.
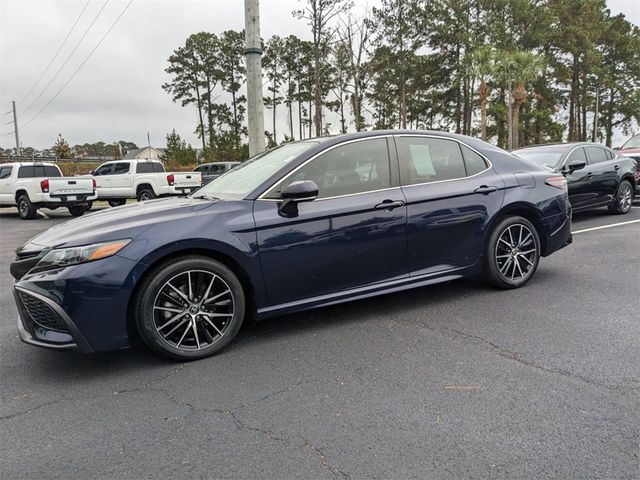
{"left": 474, "top": 185, "right": 498, "bottom": 194}
{"left": 586, "top": 173, "right": 593, "bottom": 179}
{"left": 374, "top": 200, "right": 405, "bottom": 210}
{"left": 614, "top": 165, "right": 620, "bottom": 170}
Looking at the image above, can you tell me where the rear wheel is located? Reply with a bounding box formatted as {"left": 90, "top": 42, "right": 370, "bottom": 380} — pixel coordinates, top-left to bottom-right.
{"left": 108, "top": 199, "right": 126, "bottom": 207}
{"left": 607, "top": 180, "right": 633, "bottom": 215}
{"left": 134, "top": 256, "right": 245, "bottom": 360}
{"left": 16, "top": 194, "right": 38, "bottom": 220}
{"left": 137, "top": 189, "right": 155, "bottom": 202}
{"left": 68, "top": 205, "right": 89, "bottom": 217}
{"left": 484, "top": 216, "right": 540, "bottom": 289}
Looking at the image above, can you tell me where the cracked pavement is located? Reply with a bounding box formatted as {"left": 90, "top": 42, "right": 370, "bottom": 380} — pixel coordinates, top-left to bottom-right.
{"left": 1, "top": 205, "right": 639, "bottom": 479}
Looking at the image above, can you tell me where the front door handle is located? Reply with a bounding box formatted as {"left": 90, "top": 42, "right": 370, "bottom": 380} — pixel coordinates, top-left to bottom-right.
{"left": 374, "top": 200, "right": 405, "bottom": 211}
{"left": 474, "top": 185, "right": 498, "bottom": 194}
{"left": 614, "top": 165, "right": 620, "bottom": 171}
{"left": 586, "top": 172, "right": 593, "bottom": 179}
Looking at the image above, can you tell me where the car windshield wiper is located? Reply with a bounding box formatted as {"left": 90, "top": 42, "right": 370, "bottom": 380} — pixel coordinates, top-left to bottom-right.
{"left": 191, "top": 193, "right": 220, "bottom": 201}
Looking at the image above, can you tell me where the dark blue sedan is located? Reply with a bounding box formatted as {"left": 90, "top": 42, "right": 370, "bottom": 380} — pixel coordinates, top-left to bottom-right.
{"left": 11, "top": 131, "right": 572, "bottom": 360}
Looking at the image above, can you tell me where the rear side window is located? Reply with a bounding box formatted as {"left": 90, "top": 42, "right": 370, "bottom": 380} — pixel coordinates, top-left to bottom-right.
{"left": 0, "top": 166, "right": 12, "bottom": 179}
{"left": 136, "top": 162, "right": 154, "bottom": 173}
{"left": 17, "top": 166, "right": 36, "bottom": 178}
{"left": 211, "top": 164, "right": 226, "bottom": 174}
{"left": 460, "top": 144, "right": 488, "bottom": 176}
{"left": 586, "top": 147, "right": 608, "bottom": 164}
{"left": 152, "top": 162, "right": 165, "bottom": 172}
{"left": 44, "top": 166, "right": 61, "bottom": 177}
{"left": 397, "top": 136, "right": 466, "bottom": 185}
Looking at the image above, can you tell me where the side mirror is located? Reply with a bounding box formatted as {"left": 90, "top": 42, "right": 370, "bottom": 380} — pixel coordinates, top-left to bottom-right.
{"left": 281, "top": 180, "right": 318, "bottom": 202}
{"left": 566, "top": 160, "right": 586, "bottom": 173}
{"left": 279, "top": 180, "right": 318, "bottom": 216}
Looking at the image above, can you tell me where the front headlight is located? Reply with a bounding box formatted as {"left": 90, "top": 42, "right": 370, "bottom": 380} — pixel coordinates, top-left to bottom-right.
{"left": 34, "top": 239, "right": 131, "bottom": 272}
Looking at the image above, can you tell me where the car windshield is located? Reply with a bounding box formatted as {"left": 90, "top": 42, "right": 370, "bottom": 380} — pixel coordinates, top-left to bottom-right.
{"left": 512, "top": 147, "right": 565, "bottom": 168}
{"left": 621, "top": 136, "right": 640, "bottom": 149}
{"left": 194, "top": 141, "right": 319, "bottom": 199}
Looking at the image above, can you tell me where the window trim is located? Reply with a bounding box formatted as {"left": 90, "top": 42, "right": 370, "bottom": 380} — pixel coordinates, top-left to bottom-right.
{"left": 257, "top": 135, "right": 398, "bottom": 202}
{"left": 393, "top": 134, "right": 492, "bottom": 189}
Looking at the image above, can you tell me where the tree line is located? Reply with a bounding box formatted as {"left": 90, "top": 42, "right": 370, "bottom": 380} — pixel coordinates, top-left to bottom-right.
{"left": 162, "top": 0, "right": 640, "bottom": 162}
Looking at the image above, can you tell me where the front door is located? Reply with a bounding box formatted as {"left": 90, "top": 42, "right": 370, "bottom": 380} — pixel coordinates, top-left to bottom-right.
{"left": 93, "top": 163, "right": 114, "bottom": 196}
{"left": 394, "top": 135, "right": 505, "bottom": 276}
{"left": 0, "top": 165, "right": 13, "bottom": 205}
{"left": 563, "top": 147, "right": 595, "bottom": 209}
{"left": 253, "top": 137, "right": 408, "bottom": 306}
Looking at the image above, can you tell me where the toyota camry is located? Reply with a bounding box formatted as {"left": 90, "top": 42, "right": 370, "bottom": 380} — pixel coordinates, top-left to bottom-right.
{"left": 10, "top": 131, "right": 572, "bottom": 360}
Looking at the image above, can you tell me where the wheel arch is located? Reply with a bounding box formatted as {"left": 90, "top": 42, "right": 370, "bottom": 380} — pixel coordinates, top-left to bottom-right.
{"left": 125, "top": 245, "right": 259, "bottom": 343}
{"left": 15, "top": 189, "right": 28, "bottom": 202}
{"left": 136, "top": 183, "right": 155, "bottom": 195}
{"left": 620, "top": 173, "right": 636, "bottom": 191}
{"left": 485, "top": 202, "right": 548, "bottom": 255}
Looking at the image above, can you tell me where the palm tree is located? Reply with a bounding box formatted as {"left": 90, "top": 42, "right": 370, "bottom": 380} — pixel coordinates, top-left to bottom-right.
{"left": 496, "top": 50, "right": 545, "bottom": 149}
{"left": 470, "top": 46, "right": 495, "bottom": 141}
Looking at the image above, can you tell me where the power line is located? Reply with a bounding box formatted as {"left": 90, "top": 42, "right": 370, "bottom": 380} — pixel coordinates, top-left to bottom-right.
{"left": 21, "top": 0, "right": 111, "bottom": 117}
{"left": 22, "top": 0, "right": 135, "bottom": 130}
{"left": 17, "top": 0, "right": 90, "bottom": 106}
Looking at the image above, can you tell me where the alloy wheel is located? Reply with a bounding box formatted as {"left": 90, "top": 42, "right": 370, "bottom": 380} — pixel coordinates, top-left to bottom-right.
{"left": 18, "top": 199, "right": 28, "bottom": 217}
{"left": 619, "top": 183, "right": 632, "bottom": 212}
{"left": 495, "top": 223, "right": 538, "bottom": 282}
{"left": 152, "top": 270, "right": 235, "bottom": 351}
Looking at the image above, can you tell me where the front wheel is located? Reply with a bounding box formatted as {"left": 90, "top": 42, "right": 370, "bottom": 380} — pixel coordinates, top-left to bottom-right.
{"left": 16, "top": 194, "right": 38, "bottom": 220}
{"left": 135, "top": 256, "right": 245, "bottom": 361}
{"left": 484, "top": 216, "right": 541, "bottom": 289}
{"left": 68, "top": 205, "right": 89, "bottom": 217}
{"left": 607, "top": 180, "right": 633, "bottom": 215}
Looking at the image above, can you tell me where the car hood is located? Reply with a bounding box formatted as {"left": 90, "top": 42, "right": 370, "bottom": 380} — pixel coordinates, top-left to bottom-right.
{"left": 18, "top": 197, "right": 221, "bottom": 253}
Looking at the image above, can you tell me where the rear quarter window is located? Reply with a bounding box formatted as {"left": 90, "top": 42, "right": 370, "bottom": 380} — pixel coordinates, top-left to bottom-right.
{"left": 152, "top": 162, "right": 165, "bottom": 173}
{"left": 44, "top": 166, "right": 62, "bottom": 177}
{"left": 136, "top": 162, "right": 154, "bottom": 173}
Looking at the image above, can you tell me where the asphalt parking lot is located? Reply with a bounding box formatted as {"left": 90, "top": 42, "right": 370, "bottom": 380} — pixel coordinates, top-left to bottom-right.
{"left": 1, "top": 203, "right": 639, "bottom": 479}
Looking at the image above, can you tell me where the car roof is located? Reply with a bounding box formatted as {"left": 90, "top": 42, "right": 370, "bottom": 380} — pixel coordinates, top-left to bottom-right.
{"left": 512, "top": 142, "right": 609, "bottom": 152}
{"left": 1, "top": 162, "right": 58, "bottom": 167}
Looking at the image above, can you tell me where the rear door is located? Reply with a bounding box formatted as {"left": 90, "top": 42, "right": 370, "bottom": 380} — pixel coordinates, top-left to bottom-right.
{"left": 395, "top": 135, "right": 504, "bottom": 276}
{"left": 584, "top": 146, "right": 618, "bottom": 205}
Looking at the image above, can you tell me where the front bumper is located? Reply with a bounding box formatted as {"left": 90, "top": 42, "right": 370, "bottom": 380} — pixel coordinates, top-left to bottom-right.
{"left": 11, "top": 254, "right": 142, "bottom": 353}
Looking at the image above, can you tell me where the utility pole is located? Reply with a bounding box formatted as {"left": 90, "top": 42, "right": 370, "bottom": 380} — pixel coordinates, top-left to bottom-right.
{"left": 244, "top": 0, "right": 265, "bottom": 157}
{"left": 12, "top": 101, "right": 21, "bottom": 156}
{"left": 592, "top": 86, "right": 599, "bottom": 143}
{"left": 507, "top": 80, "right": 513, "bottom": 151}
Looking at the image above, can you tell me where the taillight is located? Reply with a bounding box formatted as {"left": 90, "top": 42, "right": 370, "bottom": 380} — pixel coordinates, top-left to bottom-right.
{"left": 92, "top": 178, "right": 96, "bottom": 189}
{"left": 167, "top": 174, "right": 175, "bottom": 186}
{"left": 40, "top": 179, "right": 49, "bottom": 193}
{"left": 545, "top": 176, "right": 567, "bottom": 191}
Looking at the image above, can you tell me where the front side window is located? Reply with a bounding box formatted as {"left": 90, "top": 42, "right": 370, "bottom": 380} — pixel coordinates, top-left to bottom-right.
{"left": 267, "top": 138, "right": 391, "bottom": 199}
{"left": 0, "top": 166, "right": 12, "bottom": 179}
{"left": 397, "top": 137, "right": 466, "bottom": 185}
{"left": 198, "top": 141, "right": 318, "bottom": 199}
{"left": 586, "top": 147, "right": 608, "bottom": 164}
{"left": 113, "top": 163, "right": 130, "bottom": 174}
{"left": 566, "top": 147, "right": 587, "bottom": 165}
{"left": 94, "top": 164, "right": 113, "bottom": 176}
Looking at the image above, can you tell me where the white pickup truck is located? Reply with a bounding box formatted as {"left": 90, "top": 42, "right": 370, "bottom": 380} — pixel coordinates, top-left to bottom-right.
{"left": 91, "top": 159, "right": 202, "bottom": 205}
{"left": 0, "top": 162, "right": 97, "bottom": 219}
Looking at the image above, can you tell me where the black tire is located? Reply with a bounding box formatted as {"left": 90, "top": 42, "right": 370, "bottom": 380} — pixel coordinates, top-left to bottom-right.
{"left": 16, "top": 194, "right": 38, "bottom": 220}
{"left": 483, "top": 215, "right": 541, "bottom": 289}
{"left": 68, "top": 205, "right": 89, "bottom": 217}
{"left": 134, "top": 255, "right": 245, "bottom": 361}
{"left": 108, "top": 199, "right": 126, "bottom": 207}
{"left": 137, "top": 188, "right": 155, "bottom": 202}
{"left": 607, "top": 180, "right": 633, "bottom": 215}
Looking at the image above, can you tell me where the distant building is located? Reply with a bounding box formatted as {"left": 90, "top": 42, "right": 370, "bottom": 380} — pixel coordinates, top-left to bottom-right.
{"left": 124, "top": 146, "right": 165, "bottom": 160}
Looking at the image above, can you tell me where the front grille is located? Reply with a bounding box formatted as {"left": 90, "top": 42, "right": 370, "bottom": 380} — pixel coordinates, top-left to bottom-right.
{"left": 18, "top": 292, "right": 68, "bottom": 333}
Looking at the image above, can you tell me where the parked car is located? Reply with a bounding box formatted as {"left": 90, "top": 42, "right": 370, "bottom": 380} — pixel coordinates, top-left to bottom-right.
{"left": 194, "top": 162, "right": 240, "bottom": 185}
{"left": 0, "top": 162, "right": 96, "bottom": 219}
{"left": 617, "top": 133, "right": 640, "bottom": 194}
{"left": 512, "top": 142, "right": 636, "bottom": 214}
{"left": 91, "top": 159, "right": 202, "bottom": 206}
{"left": 11, "top": 130, "right": 572, "bottom": 360}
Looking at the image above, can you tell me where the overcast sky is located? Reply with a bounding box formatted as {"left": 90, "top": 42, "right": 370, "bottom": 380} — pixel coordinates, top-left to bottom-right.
{"left": 1, "top": 0, "right": 638, "bottom": 150}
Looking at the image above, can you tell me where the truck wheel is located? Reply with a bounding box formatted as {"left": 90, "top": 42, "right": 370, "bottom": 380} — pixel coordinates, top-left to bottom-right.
{"left": 68, "top": 205, "right": 89, "bottom": 217}
{"left": 108, "top": 199, "right": 126, "bottom": 207}
{"left": 16, "top": 194, "right": 38, "bottom": 220}
{"left": 137, "top": 189, "right": 155, "bottom": 202}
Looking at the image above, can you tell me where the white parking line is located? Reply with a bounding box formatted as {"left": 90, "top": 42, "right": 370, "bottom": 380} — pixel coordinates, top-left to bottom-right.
{"left": 572, "top": 219, "right": 640, "bottom": 234}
